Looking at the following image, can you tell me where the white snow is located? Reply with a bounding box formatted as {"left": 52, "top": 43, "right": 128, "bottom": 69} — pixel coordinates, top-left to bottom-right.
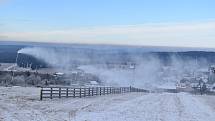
{"left": 90, "top": 81, "right": 98, "bottom": 85}
{"left": 1, "top": 87, "right": 215, "bottom": 121}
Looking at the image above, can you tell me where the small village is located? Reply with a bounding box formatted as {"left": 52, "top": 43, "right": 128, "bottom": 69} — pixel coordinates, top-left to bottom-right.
{"left": 176, "top": 65, "right": 215, "bottom": 94}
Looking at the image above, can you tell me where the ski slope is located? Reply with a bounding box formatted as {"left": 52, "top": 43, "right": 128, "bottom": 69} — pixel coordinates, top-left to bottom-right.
{"left": 0, "top": 87, "right": 215, "bottom": 121}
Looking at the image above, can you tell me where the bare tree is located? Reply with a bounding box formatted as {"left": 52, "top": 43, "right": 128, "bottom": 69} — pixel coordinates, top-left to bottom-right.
{"left": 25, "top": 74, "right": 41, "bottom": 86}
{"left": 0, "top": 74, "right": 12, "bottom": 86}
{"left": 11, "top": 75, "right": 25, "bottom": 85}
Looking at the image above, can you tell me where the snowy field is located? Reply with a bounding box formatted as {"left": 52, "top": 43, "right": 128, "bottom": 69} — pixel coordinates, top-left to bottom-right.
{"left": 1, "top": 87, "right": 215, "bottom": 121}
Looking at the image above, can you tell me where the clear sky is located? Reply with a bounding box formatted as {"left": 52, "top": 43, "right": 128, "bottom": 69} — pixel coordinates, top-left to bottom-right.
{"left": 0, "top": 0, "right": 215, "bottom": 47}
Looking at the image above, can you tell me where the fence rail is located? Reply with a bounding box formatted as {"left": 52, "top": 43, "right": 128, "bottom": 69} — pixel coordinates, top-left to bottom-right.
{"left": 40, "top": 86, "right": 148, "bottom": 100}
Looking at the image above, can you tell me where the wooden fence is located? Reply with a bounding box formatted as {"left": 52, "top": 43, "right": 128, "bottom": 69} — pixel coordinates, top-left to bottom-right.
{"left": 40, "top": 86, "right": 148, "bottom": 100}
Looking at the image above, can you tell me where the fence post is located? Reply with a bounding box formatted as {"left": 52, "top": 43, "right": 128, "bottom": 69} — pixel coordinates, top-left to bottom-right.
{"left": 88, "top": 87, "right": 91, "bottom": 96}
{"left": 91, "top": 88, "right": 93, "bottom": 96}
{"left": 59, "top": 88, "right": 61, "bottom": 98}
{"left": 79, "top": 88, "right": 82, "bottom": 98}
{"left": 66, "top": 88, "right": 68, "bottom": 98}
{"left": 100, "top": 87, "right": 102, "bottom": 95}
{"left": 84, "top": 88, "right": 86, "bottom": 97}
{"left": 73, "top": 88, "right": 76, "bottom": 98}
{"left": 40, "top": 88, "right": 43, "bottom": 100}
{"left": 50, "top": 87, "right": 53, "bottom": 99}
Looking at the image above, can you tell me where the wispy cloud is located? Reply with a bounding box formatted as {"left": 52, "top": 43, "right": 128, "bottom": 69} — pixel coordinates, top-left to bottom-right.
{"left": 1, "top": 21, "right": 215, "bottom": 48}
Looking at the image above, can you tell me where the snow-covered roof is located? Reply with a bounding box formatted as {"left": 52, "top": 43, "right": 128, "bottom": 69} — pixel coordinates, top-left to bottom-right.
{"left": 90, "top": 81, "right": 98, "bottom": 85}
{"left": 54, "top": 72, "right": 64, "bottom": 75}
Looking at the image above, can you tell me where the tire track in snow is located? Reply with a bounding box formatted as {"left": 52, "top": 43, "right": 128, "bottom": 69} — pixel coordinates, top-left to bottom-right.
{"left": 76, "top": 93, "right": 169, "bottom": 121}
{"left": 75, "top": 93, "right": 215, "bottom": 121}
{"left": 157, "top": 93, "right": 184, "bottom": 121}
{"left": 177, "top": 93, "right": 215, "bottom": 121}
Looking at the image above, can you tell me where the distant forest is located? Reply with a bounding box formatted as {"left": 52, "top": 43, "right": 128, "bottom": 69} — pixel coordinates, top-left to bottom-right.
{"left": 0, "top": 45, "right": 47, "bottom": 69}
{"left": 0, "top": 45, "right": 25, "bottom": 63}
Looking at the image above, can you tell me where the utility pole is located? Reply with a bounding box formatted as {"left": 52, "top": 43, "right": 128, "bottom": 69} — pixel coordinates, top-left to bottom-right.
{"left": 131, "top": 63, "right": 136, "bottom": 87}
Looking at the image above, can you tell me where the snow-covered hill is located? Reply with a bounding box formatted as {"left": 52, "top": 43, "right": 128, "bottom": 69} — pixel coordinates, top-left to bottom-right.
{"left": 1, "top": 87, "right": 215, "bottom": 121}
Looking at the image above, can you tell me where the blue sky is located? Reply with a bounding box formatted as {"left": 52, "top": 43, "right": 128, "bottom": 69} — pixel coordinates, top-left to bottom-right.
{"left": 0, "top": 0, "right": 215, "bottom": 47}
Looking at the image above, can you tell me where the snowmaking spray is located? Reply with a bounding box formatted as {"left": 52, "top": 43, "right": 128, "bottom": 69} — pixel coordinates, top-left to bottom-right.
{"left": 17, "top": 46, "right": 209, "bottom": 89}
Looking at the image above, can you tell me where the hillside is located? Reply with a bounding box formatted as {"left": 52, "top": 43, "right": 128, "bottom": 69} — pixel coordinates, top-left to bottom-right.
{"left": 1, "top": 42, "right": 215, "bottom": 68}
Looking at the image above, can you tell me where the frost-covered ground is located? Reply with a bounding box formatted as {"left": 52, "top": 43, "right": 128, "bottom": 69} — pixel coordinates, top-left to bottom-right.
{"left": 1, "top": 87, "right": 215, "bottom": 121}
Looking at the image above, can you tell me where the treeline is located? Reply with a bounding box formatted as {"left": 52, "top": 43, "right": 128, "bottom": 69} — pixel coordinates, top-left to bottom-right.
{"left": 2, "top": 45, "right": 215, "bottom": 69}
{"left": 0, "top": 71, "right": 69, "bottom": 86}
{"left": 0, "top": 45, "right": 25, "bottom": 63}
{"left": 17, "top": 53, "right": 48, "bottom": 70}
{"left": 0, "top": 70, "right": 101, "bottom": 87}
{"left": 151, "top": 51, "right": 215, "bottom": 65}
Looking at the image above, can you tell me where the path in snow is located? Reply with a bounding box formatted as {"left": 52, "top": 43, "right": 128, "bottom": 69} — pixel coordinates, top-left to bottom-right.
{"left": 75, "top": 93, "right": 215, "bottom": 121}
{"left": 1, "top": 87, "right": 215, "bottom": 121}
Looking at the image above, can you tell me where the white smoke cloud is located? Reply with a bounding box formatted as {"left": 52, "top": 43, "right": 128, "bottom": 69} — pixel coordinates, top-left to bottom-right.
{"left": 18, "top": 47, "right": 75, "bottom": 70}
{"left": 18, "top": 46, "right": 209, "bottom": 89}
